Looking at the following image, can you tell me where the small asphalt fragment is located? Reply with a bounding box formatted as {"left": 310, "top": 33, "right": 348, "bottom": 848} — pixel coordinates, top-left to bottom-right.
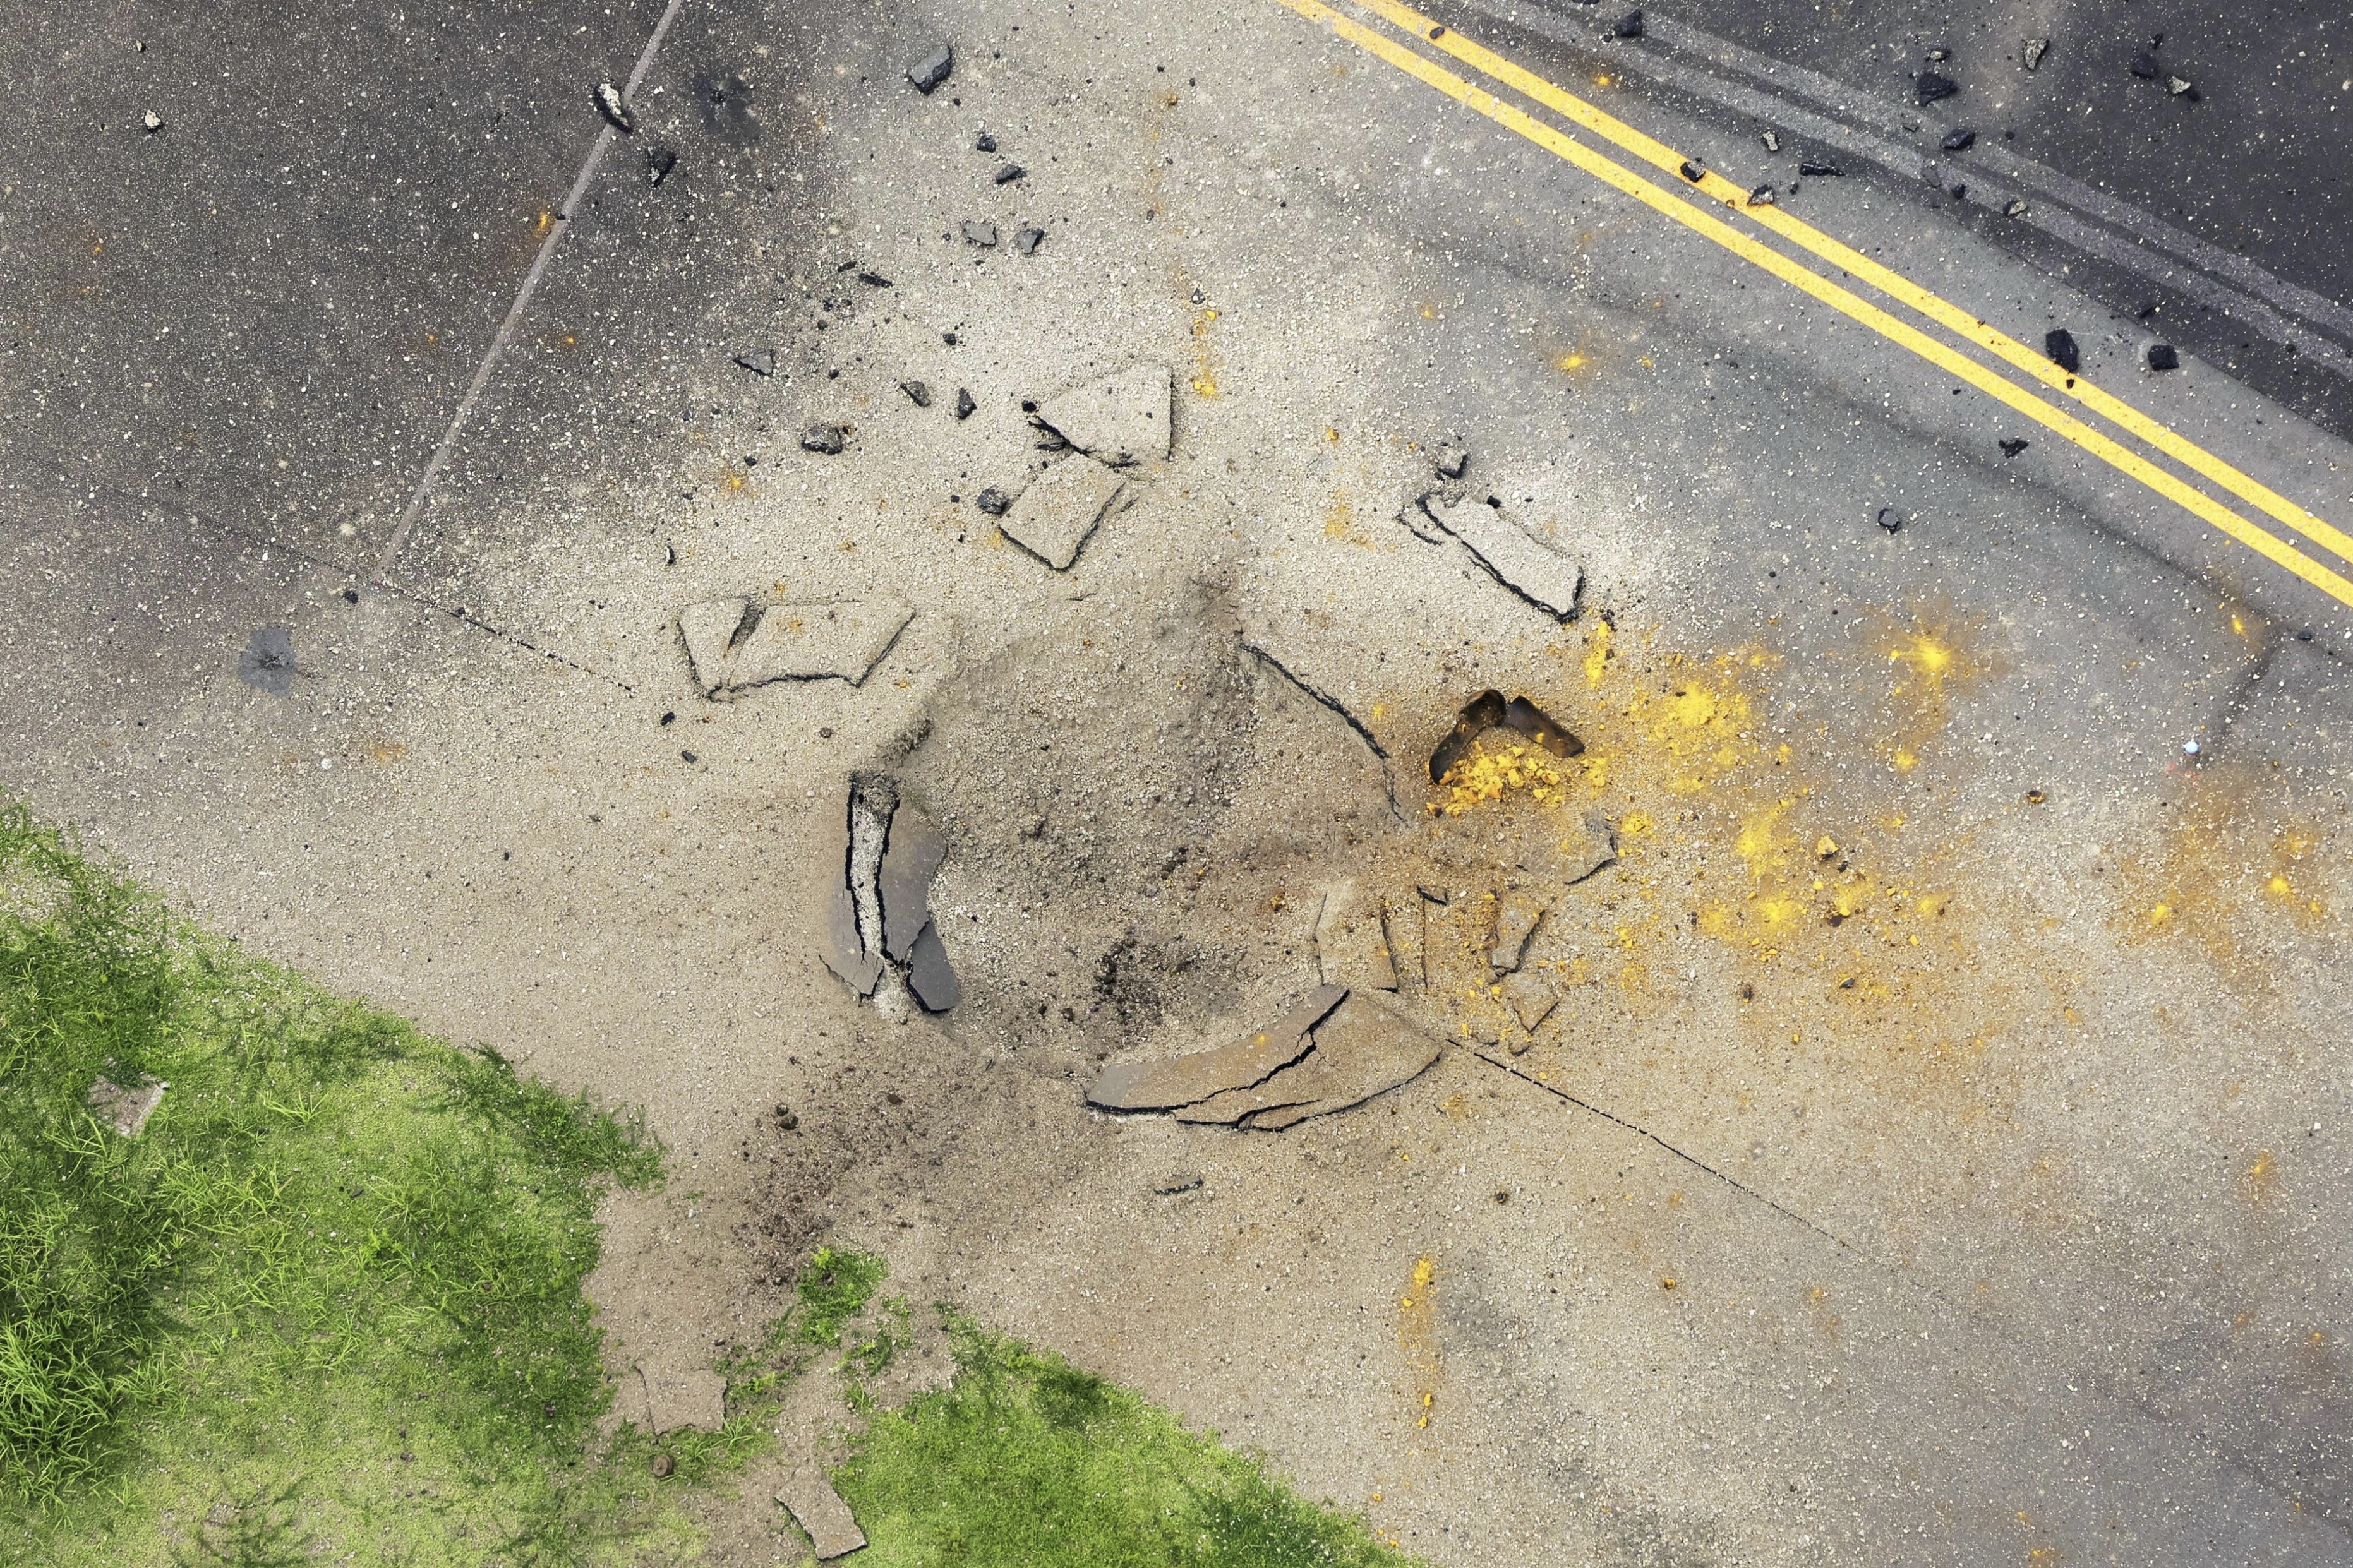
{"left": 779, "top": 1471, "right": 867, "bottom": 1560}
{"left": 140, "top": 109, "right": 162, "bottom": 133}
{"left": 1153, "top": 1173, "right": 1205, "bottom": 1196}
{"left": 900, "top": 380, "right": 932, "bottom": 407}
{"left": 974, "top": 485, "right": 1011, "bottom": 515}
{"left": 1941, "top": 126, "right": 1976, "bottom": 152}
{"left": 1748, "top": 183, "right": 1777, "bottom": 206}
{"left": 1030, "top": 361, "right": 1174, "bottom": 465}
{"left": 646, "top": 145, "right": 676, "bottom": 186}
{"left": 1413, "top": 494, "right": 1585, "bottom": 622}
{"left": 2001, "top": 438, "right": 2031, "bottom": 458}
{"left": 975, "top": 131, "right": 996, "bottom": 153}
{"left": 993, "top": 164, "right": 1026, "bottom": 185}
{"left": 1613, "top": 10, "right": 1644, "bottom": 40}
{"left": 1088, "top": 986, "right": 1343, "bottom": 1111}
{"left": 735, "top": 347, "right": 776, "bottom": 377}
{"left": 999, "top": 453, "right": 1124, "bottom": 569}
{"left": 2146, "top": 343, "right": 2181, "bottom": 371}
{"left": 1013, "top": 227, "right": 1044, "bottom": 254}
{"left": 2044, "top": 328, "right": 2081, "bottom": 373}
{"left": 954, "top": 387, "right": 977, "bottom": 420}
{"left": 593, "top": 81, "right": 635, "bottom": 133}
{"left": 2023, "top": 37, "right": 2049, "bottom": 71}
{"left": 1917, "top": 71, "right": 1958, "bottom": 106}
{"left": 907, "top": 44, "right": 952, "bottom": 95}
{"left": 1876, "top": 505, "right": 1903, "bottom": 533}
{"left": 679, "top": 597, "right": 913, "bottom": 694}
{"left": 961, "top": 220, "right": 998, "bottom": 248}
{"left": 1798, "top": 159, "right": 1843, "bottom": 177}
{"left": 802, "top": 424, "right": 846, "bottom": 454}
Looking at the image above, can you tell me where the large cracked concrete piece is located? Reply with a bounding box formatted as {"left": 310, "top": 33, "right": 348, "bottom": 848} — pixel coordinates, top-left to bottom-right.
{"left": 1175, "top": 992, "right": 1441, "bottom": 1129}
{"left": 1088, "top": 986, "right": 1345, "bottom": 1111}
{"left": 681, "top": 599, "right": 913, "bottom": 693}
{"left": 999, "top": 453, "right": 1124, "bottom": 570}
{"left": 1418, "top": 494, "right": 1584, "bottom": 621}
{"left": 779, "top": 1470, "right": 867, "bottom": 1559}
{"left": 1032, "top": 361, "right": 1172, "bottom": 465}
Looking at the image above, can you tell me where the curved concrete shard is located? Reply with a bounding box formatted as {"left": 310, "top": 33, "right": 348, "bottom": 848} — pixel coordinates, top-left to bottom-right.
{"left": 1177, "top": 991, "right": 1440, "bottom": 1130}
{"left": 1032, "top": 361, "right": 1172, "bottom": 465}
{"left": 1000, "top": 453, "right": 1124, "bottom": 570}
{"left": 1088, "top": 985, "right": 1347, "bottom": 1111}
{"left": 1417, "top": 493, "right": 1584, "bottom": 621}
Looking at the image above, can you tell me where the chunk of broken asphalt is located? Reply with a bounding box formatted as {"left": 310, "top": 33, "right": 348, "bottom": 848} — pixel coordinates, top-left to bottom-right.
{"left": 1747, "top": 184, "right": 1777, "bottom": 206}
{"left": 1177, "top": 993, "right": 1441, "bottom": 1130}
{"left": 1013, "top": 227, "right": 1044, "bottom": 254}
{"left": 1032, "top": 362, "right": 1174, "bottom": 465}
{"left": 1875, "top": 506, "right": 1903, "bottom": 533}
{"left": 975, "top": 486, "right": 1011, "bottom": 515}
{"left": 2166, "top": 76, "right": 2194, "bottom": 98}
{"left": 1416, "top": 494, "right": 1584, "bottom": 623}
{"left": 734, "top": 348, "right": 775, "bottom": 377}
{"left": 1088, "top": 986, "right": 1345, "bottom": 1111}
{"left": 954, "top": 387, "right": 977, "bottom": 419}
{"left": 646, "top": 145, "right": 677, "bottom": 185}
{"left": 802, "top": 424, "right": 846, "bottom": 454}
{"left": 907, "top": 920, "right": 961, "bottom": 1012}
{"left": 975, "top": 131, "right": 997, "bottom": 153}
{"left": 1999, "top": 438, "right": 2031, "bottom": 458}
{"left": 994, "top": 164, "right": 1026, "bottom": 184}
{"left": 1941, "top": 127, "right": 1976, "bottom": 152}
{"left": 2022, "top": 38, "right": 2049, "bottom": 71}
{"left": 999, "top": 453, "right": 1124, "bottom": 570}
{"left": 2145, "top": 343, "right": 2180, "bottom": 371}
{"left": 1916, "top": 71, "right": 1958, "bottom": 105}
{"left": 1433, "top": 443, "right": 1467, "bottom": 479}
{"left": 594, "top": 82, "right": 635, "bottom": 133}
{"left": 961, "top": 220, "right": 998, "bottom": 247}
{"left": 2043, "top": 328, "right": 2080, "bottom": 373}
{"left": 778, "top": 1471, "right": 867, "bottom": 1561}
{"left": 2129, "top": 54, "right": 2159, "bottom": 80}
{"left": 1678, "top": 159, "right": 1704, "bottom": 183}
{"left": 877, "top": 802, "right": 946, "bottom": 962}
{"left": 1612, "top": 10, "right": 1644, "bottom": 39}
{"left": 908, "top": 44, "right": 953, "bottom": 95}
{"left": 1798, "top": 160, "right": 1843, "bottom": 177}
{"left": 900, "top": 379, "right": 932, "bottom": 407}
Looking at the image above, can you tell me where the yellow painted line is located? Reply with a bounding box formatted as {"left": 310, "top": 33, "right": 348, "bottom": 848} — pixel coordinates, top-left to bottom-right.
{"left": 1352, "top": 0, "right": 2353, "bottom": 573}
{"left": 1268, "top": 0, "right": 2353, "bottom": 609}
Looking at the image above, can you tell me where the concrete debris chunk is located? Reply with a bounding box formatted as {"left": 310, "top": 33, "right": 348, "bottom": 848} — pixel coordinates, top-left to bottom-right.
{"left": 735, "top": 348, "right": 776, "bottom": 376}
{"left": 2166, "top": 76, "right": 2194, "bottom": 98}
{"left": 907, "top": 919, "right": 961, "bottom": 1012}
{"left": 802, "top": 424, "right": 846, "bottom": 454}
{"left": 878, "top": 803, "right": 947, "bottom": 962}
{"left": 594, "top": 82, "right": 635, "bottom": 133}
{"left": 999, "top": 453, "right": 1124, "bottom": 570}
{"left": 1501, "top": 972, "right": 1558, "bottom": 1031}
{"left": 2004, "top": 198, "right": 2028, "bottom": 218}
{"left": 1032, "top": 362, "right": 1173, "bottom": 465}
{"left": 908, "top": 44, "right": 953, "bottom": 95}
{"left": 646, "top": 145, "right": 677, "bottom": 185}
{"left": 779, "top": 1470, "right": 868, "bottom": 1560}
{"left": 994, "top": 163, "right": 1026, "bottom": 185}
{"left": 1179, "top": 993, "right": 1440, "bottom": 1130}
{"left": 2043, "top": 328, "right": 2079, "bottom": 373}
{"left": 1433, "top": 442, "right": 1467, "bottom": 479}
{"left": 1088, "top": 986, "right": 1345, "bottom": 1111}
{"left": 1416, "top": 494, "right": 1584, "bottom": 621}
{"left": 2145, "top": 343, "right": 2180, "bottom": 371}
{"left": 1490, "top": 893, "right": 1546, "bottom": 972}
{"left": 682, "top": 598, "right": 913, "bottom": 693}
{"left": 1013, "top": 226, "right": 1044, "bottom": 254}
{"left": 1315, "top": 880, "right": 1399, "bottom": 993}
{"left": 642, "top": 1367, "right": 725, "bottom": 1433}
{"left": 88, "top": 1074, "right": 166, "bottom": 1137}
{"left": 954, "top": 387, "right": 977, "bottom": 420}
{"left": 975, "top": 486, "right": 1012, "bottom": 515}
{"left": 2000, "top": 438, "right": 2031, "bottom": 458}
{"left": 1760, "top": 129, "right": 1781, "bottom": 152}
{"left": 2023, "top": 38, "right": 2049, "bottom": 71}
{"left": 1916, "top": 71, "right": 1958, "bottom": 105}
{"left": 1798, "top": 160, "right": 1842, "bottom": 177}
{"left": 820, "top": 784, "right": 884, "bottom": 997}
{"left": 141, "top": 109, "right": 163, "bottom": 133}
{"left": 961, "top": 220, "right": 998, "bottom": 247}
{"left": 1613, "top": 10, "right": 1644, "bottom": 39}
{"left": 1941, "top": 127, "right": 1976, "bottom": 152}
{"left": 901, "top": 379, "right": 932, "bottom": 407}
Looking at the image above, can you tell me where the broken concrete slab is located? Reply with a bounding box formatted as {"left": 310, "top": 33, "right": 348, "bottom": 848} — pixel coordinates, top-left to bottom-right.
{"left": 1178, "top": 992, "right": 1441, "bottom": 1129}
{"left": 682, "top": 600, "right": 913, "bottom": 694}
{"left": 1315, "top": 880, "right": 1397, "bottom": 992}
{"left": 1383, "top": 892, "right": 1428, "bottom": 991}
{"left": 779, "top": 1470, "right": 868, "bottom": 1560}
{"left": 680, "top": 599, "right": 749, "bottom": 694}
{"left": 1501, "top": 972, "right": 1558, "bottom": 1031}
{"left": 906, "top": 919, "right": 961, "bottom": 1012}
{"left": 643, "top": 1366, "right": 726, "bottom": 1434}
{"left": 1031, "top": 362, "right": 1172, "bottom": 465}
{"left": 1490, "top": 893, "right": 1546, "bottom": 972}
{"left": 820, "top": 784, "right": 884, "bottom": 998}
{"left": 1088, "top": 986, "right": 1346, "bottom": 1111}
{"left": 87, "top": 1074, "right": 166, "bottom": 1137}
{"left": 999, "top": 452, "right": 1123, "bottom": 570}
{"left": 878, "top": 803, "right": 946, "bottom": 962}
{"left": 1417, "top": 494, "right": 1584, "bottom": 621}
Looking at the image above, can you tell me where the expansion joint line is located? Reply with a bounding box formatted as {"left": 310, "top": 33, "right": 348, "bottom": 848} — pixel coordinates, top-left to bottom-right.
{"left": 1272, "top": 0, "right": 2353, "bottom": 611}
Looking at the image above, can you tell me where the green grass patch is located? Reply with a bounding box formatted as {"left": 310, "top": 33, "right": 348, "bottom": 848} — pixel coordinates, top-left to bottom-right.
{"left": 0, "top": 799, "right": 730, "bottom": 1562}
{"left": 833, "top": 1318, "right": 1416, "bottom": 1568}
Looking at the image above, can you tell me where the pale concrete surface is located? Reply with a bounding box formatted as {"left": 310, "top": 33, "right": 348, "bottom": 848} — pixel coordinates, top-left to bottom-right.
{"left": 3, "top": 1, "right": 2349, "bottom": 1563}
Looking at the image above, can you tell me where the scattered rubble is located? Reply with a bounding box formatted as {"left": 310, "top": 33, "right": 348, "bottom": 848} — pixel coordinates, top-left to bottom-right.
{"left": 680, "top": 597, "right": 913, "bottom": 693}
{"left": 594, "top": 82, "right": 635, "bottom": 133}
{"left": 2146, "top": 343, "right": 2180, "bottom": 371}
{"left": 779, "top": 1471, "right": 869, "bottom": 1560}
{"left": 1315, "top": 880, "right": 1399, "bottom": 992}
{"left": 1489, "top": 893, "right": 1546, "bottom": 972}
{"left": 900, "top": 379, "right": 932, "bottom": 407}
{"left": 999, "top": 453, "right": 1124, "bottom": 569}
{"left": 646, "top": 145, "right": 677, "bottom": 185}
{"left": 1428, "top": 689, "right": 1583, "bottom": 783}
{"left": 1013, "top": 226, "right": 1044, "bottom": 254}
{"left": 2023, "top": 38, "right": 2049, "bottom": 71}
{"left": 735, "top": 348, "right": 776, "bottom": 377}
{"left": 802, "top": 424, "right": 846, "bottom": 454}
{"left": 2043, "top": 328, "right": 2080, "bottom": 373}
{"left": 643, "top": 1367, "right": 725, "bottom": 1433}
{"left": 87, "top": 1073, "right": 166, "bottom": 1137}
{"left": 954, "top": 387, "right": 977, "bottom": 420}
{"left": 1413, "top": 495, "right": 1584, "bottom": 621}
{"left": 961, "top": 220, "right": 999, "bottom": 247}
{"left": 1088, "top": 986, "right": 1344, "bottom": 1111}
{"left": 908, "top": 44, "right": 953, "bottom": 95}
{"left": 975, "top": 485, "right": 1013, "bottom": 515}
{"left": 238, "top": 626, "right": 296, "bottom": 695}
{"left": 1031, "top": 362, "right": 1173, "bottom": 465}
{"left": 819, "top": 775, "right": 960, "bottom": 1012}
{"left": 1172, "top": 993, "right": 1441, "bottom": 1130}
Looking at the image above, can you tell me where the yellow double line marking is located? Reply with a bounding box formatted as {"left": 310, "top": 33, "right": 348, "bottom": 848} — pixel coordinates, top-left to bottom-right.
{"left": 1273, "top": 0, "right": 2353, "bottom": 609}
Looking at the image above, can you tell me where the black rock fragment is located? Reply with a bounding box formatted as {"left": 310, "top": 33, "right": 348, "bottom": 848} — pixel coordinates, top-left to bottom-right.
{"left": 646, "top": 146, "right": 677, "bottom": 185}
{"left": 1678, "top": 159, "right": 1704, "bottom": 183}
{"left": 2043, "top": 328, "right": 2079, "bottom": 373}
{"left": 1876, "top": 506, "right": 1903, "bottom": 533}
{"left": 2145, "top": 343, "right": 2180, "bottom": 371}
{"left": 976, "top": 487, "right": 1011, "bottom": 515}
{"left": 801, "top": 424, "right": 846, "bottom": 454}
{"left": 1917, "top": 72, "right": 1958, "bottom": 105}
{"left": 901, "top": 380, "right": 932, "bottom": 407}
{"left": 594, "top": 83, "right": 635, "bottom": 133}
{"left": 994, "top": 164, "right": 1026, "bottom": 185}
{"left": 2129, "top": 54, "right": 2158, "bottom": 80}
{"left": 857, "top": 270, "right": 894, "bottom": 287}
{"left": 908, "top": 44, "right": 953, "bottom": 95}
{"left": 1013, "top": 227, "right": 1044, "bottom": 254}
{"left": 735, "top": 348, "right": 775, "bottom": 377}
{"left": 1941, "top": 127, "right": 1976, "bottom": 152}
{"left": 975, "top": 131, "right": 997, "bottom": 152}
{"left": 1798, "top": 160, "right": 1843, "bottom": 177}
{"left": 1747, "top": 183, "right": 1776, "bottom": 206}
{"left": 954, "top": 387, "right": 977, "bottom": 420}
{"left": 1999, "top": 438, "right": 2030, "bottom": 458}
{"left": 1613, "top": 10, "right": 1644, "bottom": 38}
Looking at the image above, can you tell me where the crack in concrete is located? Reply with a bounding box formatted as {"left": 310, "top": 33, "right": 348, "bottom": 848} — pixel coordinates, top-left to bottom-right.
{"left": 1242, "top": 640, "right": 1400, "bottom": 817}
